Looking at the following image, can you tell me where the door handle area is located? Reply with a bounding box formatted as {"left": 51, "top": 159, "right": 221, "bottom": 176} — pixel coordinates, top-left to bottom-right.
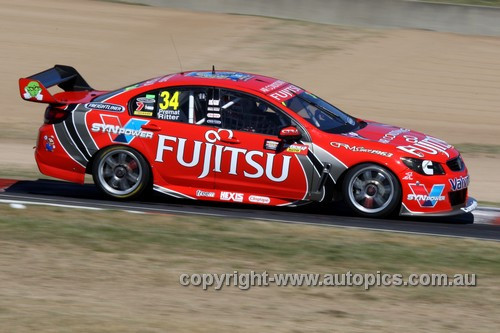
{"left": 141, "top": 123, "right": 161, "bottom": 132}
{"left": 220, "top": 137, "right": 240, "bottom": 144}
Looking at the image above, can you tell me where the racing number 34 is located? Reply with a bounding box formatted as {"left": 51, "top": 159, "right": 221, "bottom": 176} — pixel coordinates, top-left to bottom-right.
{"left": 159, "top": 91, "right": 180, "bottom": 110}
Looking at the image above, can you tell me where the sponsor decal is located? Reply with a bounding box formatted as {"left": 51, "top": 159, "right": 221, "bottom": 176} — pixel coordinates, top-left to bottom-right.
{"left": 249, "top": 195, "right": 271, "bottom": 204}
{"left": 135, "top": 95, "right": 156, "bottom": 112}
{"left": 397, "top": 135, "right": 452, "bottom": 158}
{"left": 91, "top": 115, "right": 153, "bottom": 143}
{"left": 142, "top": 78, "right": 160, "bottom": 86}
{"left": 206, "top": 119, "right": 222, "bottom": 125}
{"left": 207, "top": 112, "right": 221, "bottom": 119}
{"left": 205, "top": 129, "right": 233, "bottom": 143}
{"left": 285, "top": 144, "right": 308, "bottom": 154}
{"left": 422, "top": 160, "right": 435, "bottom": 175}
{"left": 85, "top": 102, "right": 124, "bottom": 112}
{"left": 134, "top": 111, "right": 153, "bottom": 116}
{"left": 23, "top": 81, "right": 43, "bottom": 101}
{"left": 155, "top": 129, "right": 292, "bottom": 182}
{"left": 220, "top": 191, "right": 244, "bottom": 202}
{"left": 44, "top": 135, "right": 56, "bottom": 152}
{"left": 124, "top": 84, "right": 139, "bottom": 91}
{"left": 186, "top": 71, "right": 253, "bottom": 81}
{"left": 158, "top": 74, "right": 174, "bottom": 83}
{"left": 196, "top": 190, "right": 216, "bottom": 198}
{"left": 281, "top": 127, "right": 300, "bottom": 136}
{"left": 341, "top": 132, "right": 369, "bottom": 140}
{"left": 379, "top": 128, "right": 410, "bottom": 144}
{"left": 269, "top": 85, "right": 302, "bottom": 101}
{"left": 264, "top": 140, "right": 280, "bottom": 151}
{"left": 449, "top": 175, "right": 469, "bottom": 191}
{"left": 402, "top": 171, "right": 414, "bottom": 181}
{"left": 158, "top": 109, "right": 180, "bottom": 121}
{"left": 260, "top": 80, "right": 286, "bottom": 93}
{"left": 407, "top": 183, "right": 446, "bottom": 208}
{"left": 330, "top": 142, "right": 393, "bottom": 157}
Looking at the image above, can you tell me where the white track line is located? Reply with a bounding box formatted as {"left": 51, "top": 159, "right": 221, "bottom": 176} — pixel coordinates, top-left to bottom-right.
{"left": 0, "top": 197, "right": 498, "bottom": 242}
{"left": 0, "top": 199, "right": 103, "bottom": 211}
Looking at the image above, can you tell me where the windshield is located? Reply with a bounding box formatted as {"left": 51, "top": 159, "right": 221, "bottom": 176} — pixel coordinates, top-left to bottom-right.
{"left": 283, "top": 92, "right": 358, "bottom": 133}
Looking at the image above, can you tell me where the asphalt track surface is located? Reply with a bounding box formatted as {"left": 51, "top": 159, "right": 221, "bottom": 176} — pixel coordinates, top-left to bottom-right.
{"left": 1, "top": 179, "right": 499, "bottom": 241}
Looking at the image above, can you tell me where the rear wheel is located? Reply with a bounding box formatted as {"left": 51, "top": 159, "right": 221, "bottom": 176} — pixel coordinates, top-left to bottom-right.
{"left": 92, "top": 146, "right": 150, "bottom": 200}
{"left": 342, "top": 163, "right": 401, "bottom": 218}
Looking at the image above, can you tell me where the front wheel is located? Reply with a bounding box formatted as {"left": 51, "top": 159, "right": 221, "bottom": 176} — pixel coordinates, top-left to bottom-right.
{"left": 92, "top": 146, "right": 151, "bottom": 200}
{"left": 342, "top": 163, "right": 401, "bottom": 218}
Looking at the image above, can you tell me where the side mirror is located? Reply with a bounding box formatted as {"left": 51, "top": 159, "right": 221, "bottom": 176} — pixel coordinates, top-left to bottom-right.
{"left": 278, "top": 126, "right": 302, "bottom": 142}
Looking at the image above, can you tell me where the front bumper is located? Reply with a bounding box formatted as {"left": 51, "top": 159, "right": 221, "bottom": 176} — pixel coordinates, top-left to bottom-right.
{"left": 400, "top": 197, "right": 477, "bottom": 217}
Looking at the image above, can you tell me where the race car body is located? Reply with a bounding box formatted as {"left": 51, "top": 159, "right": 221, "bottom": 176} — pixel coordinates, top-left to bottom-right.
{"left": 19, "top": 65, "right": 477, "bottom": 217}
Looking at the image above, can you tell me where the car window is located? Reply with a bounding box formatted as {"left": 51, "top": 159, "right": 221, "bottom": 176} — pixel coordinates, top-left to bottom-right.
{"left": 156, "top": 89, "right": 189, "bottom": 122}
{"left": 284, "top": 92, "right": 358, "bottom": 134}
{"left": 130, "top": 92, "right": 157, "bottom": 117}
{"left": 129, "top": 87, "right": 210, "bottom": 124}
{"left": 218, "top": 89, "right": 291, "bottom": 136}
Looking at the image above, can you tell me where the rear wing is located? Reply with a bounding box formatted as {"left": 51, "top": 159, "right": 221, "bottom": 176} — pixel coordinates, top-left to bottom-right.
{"left": 19, "top": 65, "right": 93, "bottom": 104}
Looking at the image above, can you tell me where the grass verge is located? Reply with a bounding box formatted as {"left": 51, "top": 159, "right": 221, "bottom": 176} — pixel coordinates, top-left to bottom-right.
{"left": 419, "top": 0, "right": 500, "bottom": 6}
{"left": 0, "top": 205, "right": 499, "bottom": 272}
{"left": 455, "top": 143, "right": 500, "bottom": 157}
{"left": 0, "top": 204, "right": 499, "bottom": 332}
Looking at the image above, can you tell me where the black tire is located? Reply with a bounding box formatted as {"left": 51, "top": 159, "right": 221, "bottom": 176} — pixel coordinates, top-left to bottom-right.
{"left": 92, "top": 146, "right": 151, "bottom": 200}
{"left": 342, "top": 163, "right": 401, "bottom": 218}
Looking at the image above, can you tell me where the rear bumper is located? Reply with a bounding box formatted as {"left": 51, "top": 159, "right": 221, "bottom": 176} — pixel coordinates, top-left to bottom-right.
{"left": 400, "top": 197, "right": 477, "bottom": 217}
{"left": 35, "top": 124, "right": 86, "bottom": 184}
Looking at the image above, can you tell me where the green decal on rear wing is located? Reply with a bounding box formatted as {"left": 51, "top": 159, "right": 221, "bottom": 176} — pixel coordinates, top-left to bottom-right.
{"left": 19, "top": 65, "right": 93, "bottom": 104}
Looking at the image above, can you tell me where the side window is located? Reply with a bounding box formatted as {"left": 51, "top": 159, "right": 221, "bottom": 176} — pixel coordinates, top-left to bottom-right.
{"left": 130, "top": 92, "right": 157, "bottom": 117}
{"left": 129, "top": 87, "right": 210, "bottom": 124}
{"left": 219, "top": 89, "right": 291, "bottom": 136}
{"left": 157, "top": 89, "right": 189, "bottom": 122}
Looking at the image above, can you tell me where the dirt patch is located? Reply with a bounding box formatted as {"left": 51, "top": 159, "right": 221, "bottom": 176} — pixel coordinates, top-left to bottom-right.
{"left": 1, "top": 0, "right": 499, "bottom": 201}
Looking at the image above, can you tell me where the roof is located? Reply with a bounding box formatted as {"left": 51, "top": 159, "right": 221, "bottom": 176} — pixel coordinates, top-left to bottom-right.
{"left": 95, "top": 70, "right": 300, "bottom": 103}
{"left": 156, "top": 70, "right": 295, "bottom": 96}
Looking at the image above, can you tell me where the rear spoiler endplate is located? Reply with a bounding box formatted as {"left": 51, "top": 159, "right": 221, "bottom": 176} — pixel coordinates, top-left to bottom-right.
{"left": 19, "top": 65, "right": 93, "bottom": 104}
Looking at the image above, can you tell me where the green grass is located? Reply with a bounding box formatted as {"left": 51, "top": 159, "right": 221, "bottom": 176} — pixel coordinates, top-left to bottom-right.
{"left": 479, "top": 201, "right": 500, "bottom": 208}
{"left": 1, "top": 204, "right": 499, "bottom": 332}
{"left": 0, "top": 166, "right": 41, "bottom": 180}
{"left": 94, "top": 0, "right": 151, "bottom": 6}
{"left": 419, "top": 0, "right": 500, "bottom": 6}
{"left": 455, "top": 143, "right": 500, "bottom": 157}
{"left": 1, "top": 204, "right": 499, "bottom": 275}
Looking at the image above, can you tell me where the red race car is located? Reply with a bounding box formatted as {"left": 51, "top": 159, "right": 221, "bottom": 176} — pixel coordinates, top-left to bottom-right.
{"left": 19, "top": 65, "right": 476, "bottom": 217}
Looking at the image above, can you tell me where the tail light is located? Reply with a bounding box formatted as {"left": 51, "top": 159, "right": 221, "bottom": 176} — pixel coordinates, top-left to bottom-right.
{"left": 44, "top": 105, "right": 69, "bottom": 124}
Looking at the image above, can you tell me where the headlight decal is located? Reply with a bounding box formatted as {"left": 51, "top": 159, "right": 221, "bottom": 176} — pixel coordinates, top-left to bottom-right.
{"left": 401, "top": 158, "right": 445, "bottom": 176}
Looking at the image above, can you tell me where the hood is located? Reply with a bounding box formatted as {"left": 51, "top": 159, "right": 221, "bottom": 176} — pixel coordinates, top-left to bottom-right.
{"left": 341, "top": 121, "right": 458, "bottom": 162}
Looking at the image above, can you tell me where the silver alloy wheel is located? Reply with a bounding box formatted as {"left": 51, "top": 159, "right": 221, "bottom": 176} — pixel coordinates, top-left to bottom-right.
{"left": 347, "top": 166, "right": 395, "bottom": 214}
{"left": 97, "top": 149, "right": 143, "bottom": 196}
